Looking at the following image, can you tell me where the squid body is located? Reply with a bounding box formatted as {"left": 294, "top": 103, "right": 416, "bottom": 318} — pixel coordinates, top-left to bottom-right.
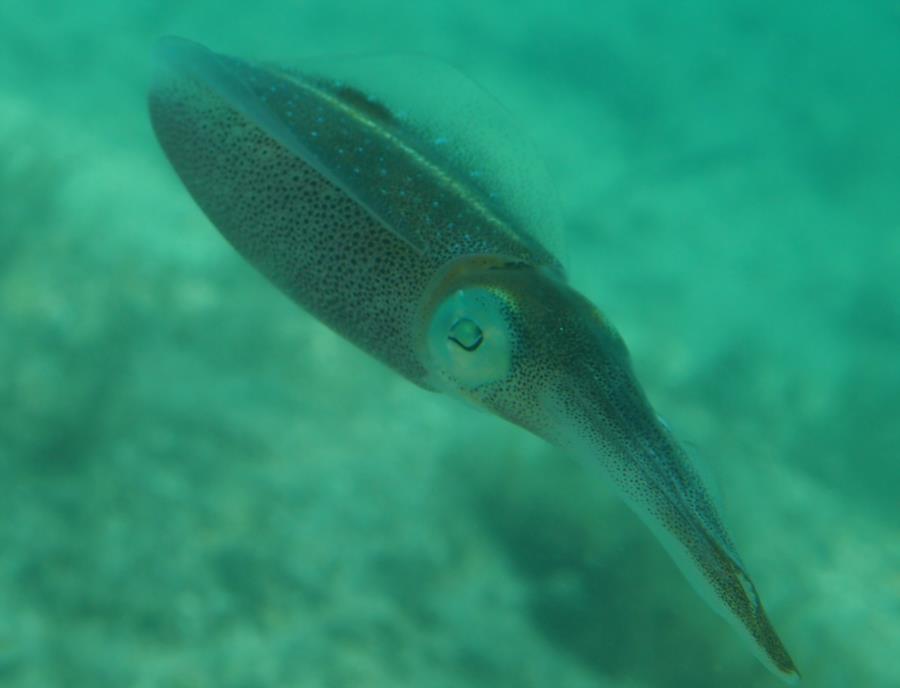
{"left": 148, "top": 37, "right": 799, "bottom": 683}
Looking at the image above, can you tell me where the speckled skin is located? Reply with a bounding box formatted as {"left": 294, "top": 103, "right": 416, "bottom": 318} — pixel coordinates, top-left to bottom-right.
{"left": 150, "top": 73, "right": 435, "bottom": 383}
{"left": 149, "top": 38, "right": 798, "bottom": 683}
{"left": 148, "top": 38, "right": 559, "bottom": 386}
{"left": 422, "top": 260, "right": 799, "bottom": 681}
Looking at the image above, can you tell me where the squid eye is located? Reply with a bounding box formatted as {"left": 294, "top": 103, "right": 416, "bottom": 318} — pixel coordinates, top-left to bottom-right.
{"left": 424, "top": 287, "right": 513, "bottom": 391}
{"left": 448, "top": 318, "right": 483, "bottom": 351}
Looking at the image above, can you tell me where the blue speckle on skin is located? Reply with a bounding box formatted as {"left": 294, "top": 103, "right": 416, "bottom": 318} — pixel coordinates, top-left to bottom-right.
{"left": 311, "top": 130, "right": 319, "bottom": 138}
{"left": 434, "top": 136, "right": 448, "bottom": 146}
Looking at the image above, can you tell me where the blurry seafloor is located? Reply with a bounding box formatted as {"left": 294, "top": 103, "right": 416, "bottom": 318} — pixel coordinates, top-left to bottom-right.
{"left": 1, "top": 1, "right": 898, "bottom": 687}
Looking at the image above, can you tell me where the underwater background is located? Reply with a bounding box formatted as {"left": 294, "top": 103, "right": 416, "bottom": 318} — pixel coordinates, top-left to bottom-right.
{"left": 1, "top": 1, "right": 898, "bottom": 686}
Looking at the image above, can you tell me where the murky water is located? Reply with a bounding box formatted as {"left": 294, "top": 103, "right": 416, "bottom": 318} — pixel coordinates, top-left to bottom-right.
{"left": 1, "top": 2, "right": 897, "bottom": 686}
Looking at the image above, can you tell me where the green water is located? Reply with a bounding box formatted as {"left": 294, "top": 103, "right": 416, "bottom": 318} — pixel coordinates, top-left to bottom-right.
{"left": 1, "top": 2, "right": 898, "bottom": 686}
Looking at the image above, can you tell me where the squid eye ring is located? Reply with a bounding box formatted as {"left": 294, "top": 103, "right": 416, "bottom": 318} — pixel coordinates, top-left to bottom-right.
{"left": 424, "top": 287, "right": 512, "bottom": 390}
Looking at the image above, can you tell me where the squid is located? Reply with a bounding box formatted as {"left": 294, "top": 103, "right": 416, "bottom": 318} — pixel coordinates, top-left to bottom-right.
{"left": 148, "top": 37, "right": 799, "bottom": 683}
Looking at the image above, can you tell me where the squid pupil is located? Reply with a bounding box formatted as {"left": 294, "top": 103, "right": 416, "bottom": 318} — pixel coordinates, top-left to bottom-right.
{"left": 448, "top": 318, "right": 483, "bottom": 352}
